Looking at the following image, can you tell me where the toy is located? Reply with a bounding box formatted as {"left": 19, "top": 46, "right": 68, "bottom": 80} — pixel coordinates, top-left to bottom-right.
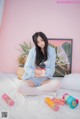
{"left": 2, "top": 93, "right": 14, "bottom": 106}
{"left": 45, "top": 97, "right": 59, "bottom": 111}
{"left": 37, "top": 60, "right": 45, "bottom": 76}
{"left": 63, "top": 93, "right": 79, "bottom": 109}
{"left": 51, "top": 98, "right": 65, "bottom": 105}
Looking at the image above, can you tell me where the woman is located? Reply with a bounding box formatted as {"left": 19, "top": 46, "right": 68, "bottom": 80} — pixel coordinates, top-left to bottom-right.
{"left": 17, "top": 32, "right": 60, "bottom": 95}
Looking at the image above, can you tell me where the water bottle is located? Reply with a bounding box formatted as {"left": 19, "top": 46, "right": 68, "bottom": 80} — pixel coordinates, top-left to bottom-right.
{"left": 2, "top": 93, "right": 14, "bottom": 106}
{"left": 45, "top": 97, "right": 59, "bottom": 111}
{"left": 63, "top": 93, "right": 79, "bottom": 109}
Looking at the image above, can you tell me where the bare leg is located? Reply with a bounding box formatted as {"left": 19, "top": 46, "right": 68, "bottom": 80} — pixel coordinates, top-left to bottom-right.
{"left": 24, "top": 80, "right": 36, "bottom": 87}
{"left": 17, "top": 80, "right": 55, "bottom": 96}
{"left": 37, "top": 79, "right": 60, "bottom": 92}
{"left": 17, "top": 76, "right": 60, "bottom": 96}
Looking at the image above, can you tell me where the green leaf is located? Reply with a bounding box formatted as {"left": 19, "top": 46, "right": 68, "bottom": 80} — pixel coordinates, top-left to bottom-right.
{"left": 19, "top": 42, "right": 32, "bottom": 55}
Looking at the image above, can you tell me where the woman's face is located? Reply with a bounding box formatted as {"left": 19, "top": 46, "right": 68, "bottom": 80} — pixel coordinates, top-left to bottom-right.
{"left": 37, "top": 36, "right": 45, "bottom": 49}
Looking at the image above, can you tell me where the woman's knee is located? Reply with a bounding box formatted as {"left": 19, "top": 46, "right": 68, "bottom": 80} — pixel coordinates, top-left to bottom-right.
{"left": 55, "top": 80, "right": 61, "bottom": 89}
{"left": 50, "top": 79, "right": 61, "bottom": 90}
{"left": 17, "top": 82, "right": 23, "bottom": 94}
{"left": 26, "top": 80, "right": 36, "bottom": 87}
{"left": 17, "top": 80, "right": 36, "bottom": 93}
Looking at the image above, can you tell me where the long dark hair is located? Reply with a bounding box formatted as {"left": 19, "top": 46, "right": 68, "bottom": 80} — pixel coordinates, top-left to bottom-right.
{"left": 32, "top": 32, "right": 48, "bottom": 66}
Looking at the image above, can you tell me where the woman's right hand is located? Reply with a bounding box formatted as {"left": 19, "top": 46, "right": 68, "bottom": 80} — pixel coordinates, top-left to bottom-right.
{"left": 34, "top": 68, "right": 45, "bottom": 78}
{"left": 34, "top": 68, "right": 42, "bottom": 77}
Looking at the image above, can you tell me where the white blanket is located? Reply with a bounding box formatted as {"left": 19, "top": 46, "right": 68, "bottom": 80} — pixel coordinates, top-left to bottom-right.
{"left": 0, "top": 73, "right": 80, "bottom": 119}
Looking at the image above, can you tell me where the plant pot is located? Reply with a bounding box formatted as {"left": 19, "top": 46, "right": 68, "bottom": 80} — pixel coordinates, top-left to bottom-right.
{"left": 16, "top": 66, "right": 25, "bottom": 80}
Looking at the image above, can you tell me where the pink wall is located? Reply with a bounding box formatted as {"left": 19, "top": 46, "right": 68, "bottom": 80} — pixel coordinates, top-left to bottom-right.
{"left": 0, "top": 0, "right": 80, "bottom": 73}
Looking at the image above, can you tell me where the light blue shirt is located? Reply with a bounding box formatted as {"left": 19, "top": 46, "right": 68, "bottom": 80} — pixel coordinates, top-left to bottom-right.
{"left": 22, "top": 45, "right": 56, "bottom": 80}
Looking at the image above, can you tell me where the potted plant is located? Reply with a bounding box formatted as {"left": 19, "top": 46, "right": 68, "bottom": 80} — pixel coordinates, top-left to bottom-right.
{"left": 17, "top": 42, "right": 32, "bottom": 79}
{"left": 18, "top": 42, "right": 32, "bottom": 67}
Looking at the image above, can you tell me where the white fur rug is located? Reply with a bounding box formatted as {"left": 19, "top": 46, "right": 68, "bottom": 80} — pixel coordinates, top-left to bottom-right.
{"left": 0, "top": 73, "right": 80, "bottom": 119}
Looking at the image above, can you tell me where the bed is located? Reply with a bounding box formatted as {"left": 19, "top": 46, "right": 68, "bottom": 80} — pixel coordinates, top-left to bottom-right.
{"left": 0, "top": 72, "right": 80, "bottom": 119}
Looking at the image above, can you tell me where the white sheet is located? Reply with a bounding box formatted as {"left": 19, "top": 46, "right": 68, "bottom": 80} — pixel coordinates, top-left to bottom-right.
{"left": 0, "top": 72, "right": 80, "bottom": 119}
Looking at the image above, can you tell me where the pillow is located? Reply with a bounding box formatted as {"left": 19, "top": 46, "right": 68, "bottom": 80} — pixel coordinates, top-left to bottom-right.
{"left": 61, "top": 73, "right": 80, "bottom": 90}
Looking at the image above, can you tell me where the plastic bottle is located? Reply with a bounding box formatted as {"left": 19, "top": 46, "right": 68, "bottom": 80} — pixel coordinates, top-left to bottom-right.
{"left": 63, "top": 93, "right": 79, "bottom": 109}
{"left": 51, "top": 98, "right": 65, "bottom": 105}
{"left": 2, "top": 93, "right": 14, "bottom": 106}
{"left": 45, "top": 97, "right": 59, "bottom": 111}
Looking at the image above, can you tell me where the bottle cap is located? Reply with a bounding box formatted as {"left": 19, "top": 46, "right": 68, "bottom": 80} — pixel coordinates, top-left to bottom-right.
{"left": 63, "top": 93, "right": 68, "bottom": 99}
{"left": 53, "top": 105, "right": 59, "bottom": 111}
{"left": 76, "top": 99, "right": 79, "bottom": 104}
{"left": 9, "top": 100, "right": 14, "bottom": 106}
{"left": 2, "top": 94, "right": 7, "bottom": 99}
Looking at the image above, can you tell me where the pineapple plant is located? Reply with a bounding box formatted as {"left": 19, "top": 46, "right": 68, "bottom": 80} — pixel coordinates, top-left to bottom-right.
{"left": 18, "top": 42, "right": 32, "bottom": 67}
